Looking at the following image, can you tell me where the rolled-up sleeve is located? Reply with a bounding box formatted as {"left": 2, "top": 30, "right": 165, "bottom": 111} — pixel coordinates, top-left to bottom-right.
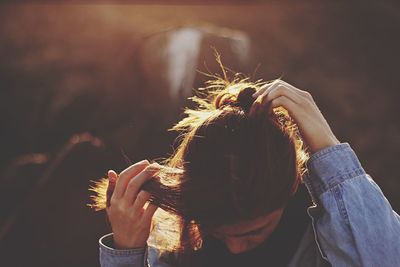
{"left": 99, "top": 233, "right": 146, "bottom": 267}
{"left": 303, "top": 143, "right": 400, "bottom": 267}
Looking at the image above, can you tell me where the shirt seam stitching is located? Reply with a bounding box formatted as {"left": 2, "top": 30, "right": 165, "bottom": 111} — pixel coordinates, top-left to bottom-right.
{"left": 331, "top": 183, "right": 365, "bottom": 266}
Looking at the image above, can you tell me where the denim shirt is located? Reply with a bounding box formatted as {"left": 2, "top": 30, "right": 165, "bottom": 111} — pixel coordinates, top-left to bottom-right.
{"left": 99, "top": 143, "right": 400, "bottom": 267}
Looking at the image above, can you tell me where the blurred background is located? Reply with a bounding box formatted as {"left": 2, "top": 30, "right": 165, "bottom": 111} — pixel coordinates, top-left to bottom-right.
{"left": 0, "top": 1, "right": 399, "bottom": 266}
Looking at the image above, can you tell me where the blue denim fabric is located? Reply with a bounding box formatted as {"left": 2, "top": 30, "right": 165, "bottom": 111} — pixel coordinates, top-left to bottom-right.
{"left": 99, "top": 233, "right": 147, "bottom": 267}
{"left": 302, "top": 143, "right": 400, "bottom": 267}
{"left": 99, "top": 143, "right": 400, "bottom": 267}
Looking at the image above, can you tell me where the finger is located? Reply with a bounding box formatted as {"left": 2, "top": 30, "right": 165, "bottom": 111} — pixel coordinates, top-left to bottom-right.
{"left": 108, "top": 170, "right": 118, "bottom": 182}
{"left": 249, "top": 99, "right": 261, "bottom": 117}
{"left": 251, "top": 82, "right": 297, "bottom": 116}
{"left": 260, "top": 84, "right": 301, "bottom": 109}
{"left": 268, "top": 95, "right": 300, "bottom": 119}
{"left": 106, "top": 170, "right": 118, "bottom": 207}
{"left": 123, "top": 164, "right": 158, "bottom": 205}
{"left": 258, "top": 80, "right": 283, "bottom": 101}
{"left": 142, "top": 203, "right": 158, "bottom": 225}
{"left": 114, "top": 160, "right": 149, "bottom": 199}
{"left": 250, "top": 82, "right": 281, "bottom": 116}
{"left": 131, "top": 190, "right": 151, "bottom": 210}
{"left": 253, "top": 83, "right": 282, "bottom": 115}
{"left": 255, "top": 80, "right": 307, "bottom": 101}
{"left": 252, "top": 80, "right": 277, "bottom": 98}
{"left": 278, "top": 80, "right": 309, "bottom": 96}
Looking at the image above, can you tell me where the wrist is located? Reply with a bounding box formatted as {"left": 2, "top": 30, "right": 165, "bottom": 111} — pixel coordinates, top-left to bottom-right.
{"left": 309, "top": 136, "right": 340, "bottom": 154}
{"left": 114, "top": 237, "right": 146, "bottom": 250}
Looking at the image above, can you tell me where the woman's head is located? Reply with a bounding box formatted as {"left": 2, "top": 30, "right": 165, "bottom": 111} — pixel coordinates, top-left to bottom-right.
{"left": 176, "top": 86, "right": 300, "bottom": 226}
{"left": 89, "top": 75, "right": 308, "bottom": 253}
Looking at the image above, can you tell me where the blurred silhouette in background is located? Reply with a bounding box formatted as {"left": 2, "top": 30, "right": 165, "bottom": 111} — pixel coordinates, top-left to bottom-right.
{"left": 0, "top": 2, "right": 399, "bottom": 266}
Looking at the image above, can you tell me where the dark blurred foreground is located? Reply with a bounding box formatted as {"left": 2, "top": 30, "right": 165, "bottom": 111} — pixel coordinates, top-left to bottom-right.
{"left": 0, "top": 2, "right": 399, "bottom": 266}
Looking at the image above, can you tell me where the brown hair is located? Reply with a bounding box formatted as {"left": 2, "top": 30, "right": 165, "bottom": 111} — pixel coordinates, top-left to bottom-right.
{"left": 89, "top": 75, "right": 309, "bottom": 254}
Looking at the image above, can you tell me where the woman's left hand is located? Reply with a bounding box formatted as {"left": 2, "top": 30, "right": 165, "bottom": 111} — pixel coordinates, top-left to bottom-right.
{"left": 250, "top": 79, "right": 340, "bottom": 154}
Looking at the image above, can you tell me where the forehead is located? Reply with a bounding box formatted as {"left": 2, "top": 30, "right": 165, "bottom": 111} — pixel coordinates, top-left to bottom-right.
{"left": 215, "top": 208, "right": 284, "bottom": 235}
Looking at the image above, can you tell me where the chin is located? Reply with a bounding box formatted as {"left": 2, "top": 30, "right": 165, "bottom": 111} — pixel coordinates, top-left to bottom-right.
{"left": 228, "top": 243, "right": 262, "bottom": 255}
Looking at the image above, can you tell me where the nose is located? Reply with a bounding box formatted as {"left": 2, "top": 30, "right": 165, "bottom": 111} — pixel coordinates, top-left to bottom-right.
{"left": 225, "top": 238, "right": 248, "bottom": 254}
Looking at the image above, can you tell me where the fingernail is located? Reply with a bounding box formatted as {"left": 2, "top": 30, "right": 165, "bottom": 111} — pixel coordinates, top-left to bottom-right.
{"left": 148, "top": 164, "right": 161, "bottom": 170}
{"left": 107, "top": 169, "right": 115, "bottom": 177}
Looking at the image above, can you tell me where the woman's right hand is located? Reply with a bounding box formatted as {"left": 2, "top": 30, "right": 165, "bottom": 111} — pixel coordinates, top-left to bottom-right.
{"left": 106, "top": 160, "right": 159, "bottom": 249}
{"left": 251, "top": 80, "right": 340, "bottom": 154}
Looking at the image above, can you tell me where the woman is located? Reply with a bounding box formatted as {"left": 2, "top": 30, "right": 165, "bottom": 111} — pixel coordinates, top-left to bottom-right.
{"left": 91, "top": 78, "right": 400, "bottom": 266}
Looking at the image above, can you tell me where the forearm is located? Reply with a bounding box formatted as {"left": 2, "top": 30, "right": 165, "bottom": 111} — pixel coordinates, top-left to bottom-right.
{"left": 303, "top": 143, "right": 400, "bottom": 266}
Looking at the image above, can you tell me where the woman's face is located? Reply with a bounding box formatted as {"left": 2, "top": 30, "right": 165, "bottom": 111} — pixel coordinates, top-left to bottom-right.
{"left": 211, "top": 208, "right": 284, "bottom": 254}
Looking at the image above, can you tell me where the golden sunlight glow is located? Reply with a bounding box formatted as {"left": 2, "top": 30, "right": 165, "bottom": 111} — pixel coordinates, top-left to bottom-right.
{"left": 87, "top": 177, "right": 109, "bottom": 211}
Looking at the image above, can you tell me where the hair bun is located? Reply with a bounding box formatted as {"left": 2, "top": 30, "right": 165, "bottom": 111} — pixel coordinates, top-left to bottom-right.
{"left": 215, "top": 87, "right": 256, "bottom": 114}
{"left": 236, "top": 87, "right": 257, "bottom": 113}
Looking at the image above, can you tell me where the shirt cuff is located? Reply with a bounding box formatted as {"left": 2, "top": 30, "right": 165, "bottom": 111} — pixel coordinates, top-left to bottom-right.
{"left": 99, "top": 233, "right": 146, "bottom": 266}
{"left": 303, "top": 142, "right": 366, "bottom": 199}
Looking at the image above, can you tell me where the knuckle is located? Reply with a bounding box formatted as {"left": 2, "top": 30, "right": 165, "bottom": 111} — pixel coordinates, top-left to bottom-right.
{"left": 270, "top": 85, "right": 284, "bottom": 98}
{"left": 136, "top": 191, "right": 149, "bottom": 203}
{"left": 108, "top": 203, "right": 129, "bottom": 219}
{"left": 136, "top": 160, "right": 150, "bottom": 168}
{"left": 301, "top": 99, "right": 313, "bottom": 109}
{"left": 273, "top": 79, "right": 282, "bottom": 85}
{"left": 127, "top": 178, "right": 139, "bottom": 188}
{"left": 142, "top": 166, "right": 158, "bottom": 178}
{"left": 136, "top": 193, "right": 145, "bottom": 203}
{"left": 304, "top": 91, "right": 313, "bottom": 99}
{"left": 114, "top": 203, "right": 125, "bottom": 213}
{"left": 110, "top": 196, "right": 118, "bottom": 206}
